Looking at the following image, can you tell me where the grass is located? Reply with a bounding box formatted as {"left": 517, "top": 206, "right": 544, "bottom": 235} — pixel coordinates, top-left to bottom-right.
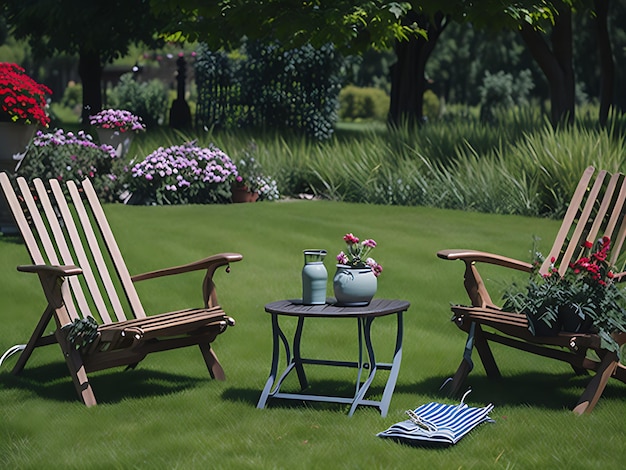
{"left": 1, "top": 200, "right": 625, "bottom": 469}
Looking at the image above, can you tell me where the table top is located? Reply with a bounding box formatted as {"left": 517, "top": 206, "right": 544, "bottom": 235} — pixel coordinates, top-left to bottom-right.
{"left": 264, "top": 298, "right": 410, "bottom": 318}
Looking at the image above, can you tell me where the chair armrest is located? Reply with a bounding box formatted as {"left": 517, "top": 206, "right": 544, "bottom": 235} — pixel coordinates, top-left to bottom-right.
{"left": 131, "top": 253, "right": 243, "bottom": 282}
{"left": 437, "top": 249, "right": 533, "bottom": 273}
{"left": 17, "top": 264, "right": 83, "bottom": 277}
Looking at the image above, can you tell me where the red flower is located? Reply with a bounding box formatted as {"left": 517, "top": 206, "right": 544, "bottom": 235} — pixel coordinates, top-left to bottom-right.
{"left": 0, "top": 62, "right": 51, "bottom": 127}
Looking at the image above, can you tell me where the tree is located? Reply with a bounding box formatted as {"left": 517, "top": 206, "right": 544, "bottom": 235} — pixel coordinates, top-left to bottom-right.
{"left": 152, "top": 1, "right": 422, "bottom": 53}
{"left": 505, "top": 0, "right": 616, "bottom": 126}
{"left": 2, "top": 0, "right": 171, "bottom": 123}
{"left": 388, "top": 10, "right": 448, "bottom": 126}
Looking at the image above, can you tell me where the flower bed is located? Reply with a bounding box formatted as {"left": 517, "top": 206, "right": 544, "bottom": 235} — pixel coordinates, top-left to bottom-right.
{"left": 128, "top": 141, "right": 237, "bottom": 204}
{"left": 17, "top": 129, "right": 120, "bottom": 201}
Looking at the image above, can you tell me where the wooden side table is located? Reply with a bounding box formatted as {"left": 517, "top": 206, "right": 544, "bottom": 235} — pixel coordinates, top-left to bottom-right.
{"left": 256, "top": 298, "right": 410, "bottom": 417}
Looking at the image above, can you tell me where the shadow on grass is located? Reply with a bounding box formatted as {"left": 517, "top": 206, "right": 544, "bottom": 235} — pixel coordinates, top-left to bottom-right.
{"left": 222, "top": 370, "right": 626, "bottom": 413}
{"left": 0, "top": 360, "right": 205, "bottom": 404}
{"left": 222, "top": 378, "right": 390, "bottom": 413}
{"left": 399, "top": 371, "right": 626, "bottom": 411}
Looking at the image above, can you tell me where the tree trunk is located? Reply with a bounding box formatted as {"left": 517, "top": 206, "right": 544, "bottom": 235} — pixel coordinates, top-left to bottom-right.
{"left": 519, "top": 4, "right": 575, "bottom": 127}
{"left": 78, "top": 48, "right": 103, "bottom": 125}
{"left": 594, "top": 0, "right": 614, "bottom": 127}
{"left": 388, "top": 11, "right": 447, "bottom": 127}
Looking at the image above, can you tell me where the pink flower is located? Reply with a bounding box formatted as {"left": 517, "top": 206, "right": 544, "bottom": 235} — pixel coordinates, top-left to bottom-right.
{"left": 362, "top": 239, "right": 377, "bottom": 248}
{"left": 336, "top": 252, "right": 349, "bottom": 265}
{"left": 343, "top": 233, "right": 359, "bottom": 244}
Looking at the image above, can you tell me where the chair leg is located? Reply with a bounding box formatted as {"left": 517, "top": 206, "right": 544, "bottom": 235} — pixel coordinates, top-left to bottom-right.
{"left": 474, "top": 325, "right": 501, "bottom": 379}
{"left": 572, "top": 351, "right": 619, "bottom": 415}
{"left": 12, "top": 305, "right": 55, "bottom": 375}
{"left": 444, "top": 321, "right": 476, "bottom": 397}
{"left": 56, "top": 333, "right": 98, "bottom": 406}
{"left": 446, "top": 358, "right": 473, "bottom": 397}
{"left": 199, "top": 343, "right": 226, "bottom": 381}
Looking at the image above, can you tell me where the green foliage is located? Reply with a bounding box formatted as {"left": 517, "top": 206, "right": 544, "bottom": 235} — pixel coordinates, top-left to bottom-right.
{"left": 422, "top": 89, "right": 440, "bottom": 121}
{"left": 129, "top": 107, "right": 626, "bottom": 217}
{"left": 107, "top": 74, "right": 169, "bottom": 128}
{"left": 479, "top": 70, "right": 535, "bottom": 122}
{"left": 60, "top": 82, "right": 82, "bottom": 109}
{"left": 338, "top": 85, "right": 389, "bottom": 121}
{"left": 195, "top": 41, "right": 343, "bottom": 140}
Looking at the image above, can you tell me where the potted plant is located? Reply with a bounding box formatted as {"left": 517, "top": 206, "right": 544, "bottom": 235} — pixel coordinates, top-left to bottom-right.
{"left": 333, "top": 233, "right": 383, "bottom": 306}
{"left": 89, "top": 108, "right": 146, "bottom": 157}
{"left": 231, "top": 145, "right": 280, "bottom": 202}
{"left": 0, "top": 62, "right": 51, "bottom": 167}
{"left": 502, "top": 236, "right": 626, "bottom": 353}
{"left": 0, "top": 62, "right": 51, "bottom": 128}
{"left": 16, "top": 129, "right": 121, "bottom": 202}
{"left": 0, "top": 63, "right": 52, "bottom": 232}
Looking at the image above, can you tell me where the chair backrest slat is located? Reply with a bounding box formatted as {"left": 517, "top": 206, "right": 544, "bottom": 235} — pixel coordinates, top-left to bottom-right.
{"left": 32, "top": 178, "right": 92, "bottom": 320}
{"left": 541, "top": 167, "right": 596, "bottom": 275}
{"left": 0, "top": 173, "right": 44, "bottom": 265}
{"left": 557, "top": 170, "right": 607, "bottom": 276}
{"left": 11, "top": 177, "right": 81, "bottom": 321}
{"left": 48, "top": 179, "right": 114, "bottom": 324}
{"left": 79, "top": 178, "right": 145, "bottom": 318}
{"left": 540, "top": 167, "right": 626, "bottom": 276}
{"left": 65, "top": 180, "right": 134, "bottom": 322}
{"left": 605, "top": 176, "right": 626, "bottom": 268}
{"left": 0, "top": 173, "right": 145, "bottom": 325}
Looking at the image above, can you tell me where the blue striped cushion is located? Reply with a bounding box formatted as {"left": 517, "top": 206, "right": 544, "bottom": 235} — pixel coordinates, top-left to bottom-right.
{"left": 377, "top": 400, "right": 494, "bottom": 446}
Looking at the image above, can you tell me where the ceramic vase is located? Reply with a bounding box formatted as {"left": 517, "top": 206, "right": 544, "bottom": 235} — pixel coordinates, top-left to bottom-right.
{"left": 333, "top": 265, "right": 377, "bottom": 306}
{"left": 302, "top": 249, "right": 328, "bottom": 305}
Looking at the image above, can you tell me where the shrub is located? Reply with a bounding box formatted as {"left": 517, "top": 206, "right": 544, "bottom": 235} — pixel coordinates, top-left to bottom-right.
{"left": 127, "top": 141, "right": 237, "bottom": 205}
{"left": 479, "top": 69, "right": 535, "bottom": 122}
{"left": 422, "top": 90, "right": 440, "bottom": 121}
{"left": 196, "top": 41, "right": 343, "bottom": 140}
{"left": 107, "top": 74, "right": 169, "bottom": 128}
{"left": 338, "top": 85, "right": 389, "bottom": 121}
{"left": 17, "top": 129, "right": 121, "bottom": 201}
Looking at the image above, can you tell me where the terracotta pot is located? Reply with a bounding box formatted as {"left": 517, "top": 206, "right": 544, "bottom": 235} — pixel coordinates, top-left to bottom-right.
{"left": 231, "top": 185, "right": 259, "bottom": 203}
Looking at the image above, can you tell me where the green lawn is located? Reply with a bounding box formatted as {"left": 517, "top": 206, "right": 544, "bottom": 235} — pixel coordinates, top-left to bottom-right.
{"left": 1, "top": 200, "right": 624, "bottom": 469}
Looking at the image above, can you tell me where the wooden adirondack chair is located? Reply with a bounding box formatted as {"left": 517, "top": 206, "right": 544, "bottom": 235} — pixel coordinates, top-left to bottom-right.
{"left": 0, "top": 172, "right": 243, "bottom": 406}
{"left": 438, "top": 166, "right": 626, "bottom": 414}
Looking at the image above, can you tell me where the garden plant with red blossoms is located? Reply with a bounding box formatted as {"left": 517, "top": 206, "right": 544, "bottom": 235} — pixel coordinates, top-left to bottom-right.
{"left": 503, "top": 236, "right": 626, "bottom": 353}
{"left": 0, "top": 62, "right": 51, "bottom": 127}
{"left": 337, "top": 232, "right": 383, "bottom": 277}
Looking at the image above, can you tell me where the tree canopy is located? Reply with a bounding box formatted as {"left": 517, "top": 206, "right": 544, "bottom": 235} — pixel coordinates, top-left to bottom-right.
{"left": 2, "top": 0, "right": 171, "bottom": 121}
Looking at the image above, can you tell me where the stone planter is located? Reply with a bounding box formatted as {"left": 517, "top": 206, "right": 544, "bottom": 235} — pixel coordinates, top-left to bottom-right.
{"left": 0, "top": 122, "right": 37, "bottom": 233}
{"left": 95, "top": 127, "right": 134, "bottom": 157}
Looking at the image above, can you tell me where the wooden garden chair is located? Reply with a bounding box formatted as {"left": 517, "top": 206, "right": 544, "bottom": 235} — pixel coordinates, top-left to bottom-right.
{"left": 0, "top": 172, "right": 243, "bottom": 406}
{"left": 437, "top": 166, "right": 626, "bottom": 414}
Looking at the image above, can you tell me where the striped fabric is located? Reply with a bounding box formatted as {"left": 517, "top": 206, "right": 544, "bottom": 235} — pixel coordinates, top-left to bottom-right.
{"left": 377, "top": 396, "right": 494, "bottom": 447}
